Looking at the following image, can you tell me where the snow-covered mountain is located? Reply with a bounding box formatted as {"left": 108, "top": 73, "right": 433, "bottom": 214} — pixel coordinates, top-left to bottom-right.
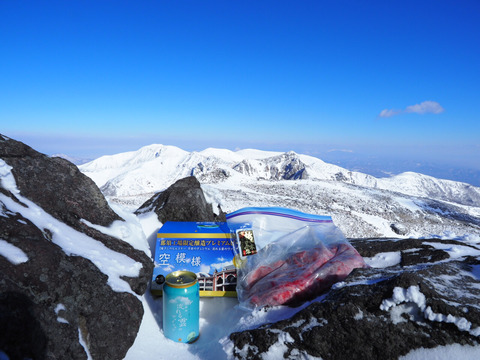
{"left": 79, "top": 144, "right": 480, "bottom": 239}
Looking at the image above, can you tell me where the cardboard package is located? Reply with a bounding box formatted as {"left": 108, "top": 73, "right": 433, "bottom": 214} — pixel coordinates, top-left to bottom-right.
{"left": 151, "top": 222, "right": 237, "bottom": 297}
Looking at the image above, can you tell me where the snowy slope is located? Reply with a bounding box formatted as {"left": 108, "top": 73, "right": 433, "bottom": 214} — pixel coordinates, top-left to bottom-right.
{"left": 80, "top": 144, "right": 190, "bottom": 188}
{"left": 377, "top": 171, "right": 480, "bottom": 206}
{"left": 79, "top": 144, "right": 480, "bottom": 239}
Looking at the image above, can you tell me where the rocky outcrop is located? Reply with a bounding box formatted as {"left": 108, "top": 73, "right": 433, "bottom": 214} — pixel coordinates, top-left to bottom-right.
{"left": 233, "top": 152, "right": 308, "bottom": 180}
{"left": 135, "top": 176, "right": 226, "bottom": 222}
{"left": 390, "top": 223, "right": 408, "bottom": 236}
{"left": 228, "top": 237, "right": 480, "bottom": 359}
{"left": 2, "top": 136, "right": 122, "bottom": 228}
{"left": 0, "top": 135, "right": 153, "bottom": 360}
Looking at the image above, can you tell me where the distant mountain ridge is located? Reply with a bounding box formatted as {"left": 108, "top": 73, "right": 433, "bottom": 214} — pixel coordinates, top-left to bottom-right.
{"left": 80, "top": 144, "right": 480, "bottom": 205}
{"left": 79, "top": 144, "right": 480, "bottom": 239}
{"left": 50, "top": 153, "right": 93, "bottom": 165}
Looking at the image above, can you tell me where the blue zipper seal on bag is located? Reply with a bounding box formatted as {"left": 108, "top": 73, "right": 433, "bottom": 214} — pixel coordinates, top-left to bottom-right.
{"left": 226, "top": 207, "right": 332, "bottom": 223}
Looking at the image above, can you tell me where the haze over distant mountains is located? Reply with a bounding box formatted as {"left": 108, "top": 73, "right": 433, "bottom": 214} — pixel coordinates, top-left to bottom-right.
{"left": 320, "top": 150, "right": 480, "bottom": 187}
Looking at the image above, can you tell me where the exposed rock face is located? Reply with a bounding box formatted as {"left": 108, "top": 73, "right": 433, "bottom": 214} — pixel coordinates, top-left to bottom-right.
{"left": 135, "top": 175, "right": 226, "bottom": 222}
{"left": 228, "top": 237, "right": 480, "bottom": 359}
{"left": 390, "top": 223, "right": 408, "bottom": 236}
{"left": 196, "top": 168, "right": 230, "bottom": 184}
{"left": 2, "top": 136, "right": 122, "bottom": 228}
{"left": 0, "top": 135, "right": 153, "bottom": 360}
{"left": 233, "top": 152, "right": 308, "bottom": 180}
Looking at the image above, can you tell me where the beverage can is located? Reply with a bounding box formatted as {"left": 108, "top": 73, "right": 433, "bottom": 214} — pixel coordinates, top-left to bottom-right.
{"left": 163, "top": 270, "right": 200, "bottom": 343}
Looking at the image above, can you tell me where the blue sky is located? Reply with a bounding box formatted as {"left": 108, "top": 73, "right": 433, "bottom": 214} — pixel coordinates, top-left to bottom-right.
{"left": 1, "top": 1, "right": 479, "bottom": 172}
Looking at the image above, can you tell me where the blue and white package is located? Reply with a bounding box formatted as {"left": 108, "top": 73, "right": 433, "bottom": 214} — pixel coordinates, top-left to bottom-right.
{"left": 151, "top": 222, "right": 236, "bottom": 297}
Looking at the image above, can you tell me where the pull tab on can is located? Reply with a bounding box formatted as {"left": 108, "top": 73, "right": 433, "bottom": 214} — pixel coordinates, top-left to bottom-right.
{"left": 162, "top": 271, "right": 199, "bottom": 343}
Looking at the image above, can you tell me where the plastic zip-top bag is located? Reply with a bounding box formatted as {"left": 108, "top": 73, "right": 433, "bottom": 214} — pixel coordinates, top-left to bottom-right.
{"left": 226, "top": 207, "right": 367, "bottom": 309}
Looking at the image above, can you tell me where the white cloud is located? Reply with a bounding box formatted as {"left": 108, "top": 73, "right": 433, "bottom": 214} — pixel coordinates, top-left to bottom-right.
{"left": 405, "top": 101, "right": 445, "bottom": 114}
{"left": 327, "top": 149, "right": 354, "bottom": 153}
{"left": 379, "top": 109, "right": 402, "bottom": 118}
{"left": 199, "top": 264, "right": 211, "bottom": 274}
{"left": 379, "top": 101, "right": 444, "bottom": 118}
{"left": 210, "top": 260, "right": 234, "bottom": 272}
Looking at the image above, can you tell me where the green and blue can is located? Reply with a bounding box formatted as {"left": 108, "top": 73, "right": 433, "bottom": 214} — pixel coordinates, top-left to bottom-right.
{"left": 163, "top": 270, "right": 199, "bottom": 343}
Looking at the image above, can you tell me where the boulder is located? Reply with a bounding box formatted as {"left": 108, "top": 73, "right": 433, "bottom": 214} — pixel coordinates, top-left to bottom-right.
{"left": 135, "top": 175, "right": 226, "bottom": 222}
{"left": 2, "top": 135, "right": 122, "bottom": 228}
{"left": 0, "top": 134, "right": 153, "bottom": 360}
{"left": 390, "top": 223, "right": 408, "bottom": 235}
{"left": 228, "top": 237, "right": 480, "bottom": 359}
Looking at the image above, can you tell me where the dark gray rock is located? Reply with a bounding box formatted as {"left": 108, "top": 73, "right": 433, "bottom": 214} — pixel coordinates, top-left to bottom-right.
{"left": 334, "top": 172, "right": 349, "bottom": 182}
{"left": 196, "top": 168, "right": 230, "bottom": 184}
{"left": 390, "top": 223, "right": 408, "bottom": 235}
{"left": 278, "top": 152, "right": 307, "bottom": 180}
{"left": 1, "top": 135, "right": 122, "bottom": 228}
{"left": 0, "top": 134, "right": 153, "bottom": 360}
{"left": 135, "top": 175, "right": 226, "bottom": 222}
{"left": 0, "top": 292, "right": 48, "bottom": 360}
{"left": 228, "top": 238, "right": 480, "bottom": 360}
{"left": 233, "top": 152, "right": 308, "bottom": 180}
